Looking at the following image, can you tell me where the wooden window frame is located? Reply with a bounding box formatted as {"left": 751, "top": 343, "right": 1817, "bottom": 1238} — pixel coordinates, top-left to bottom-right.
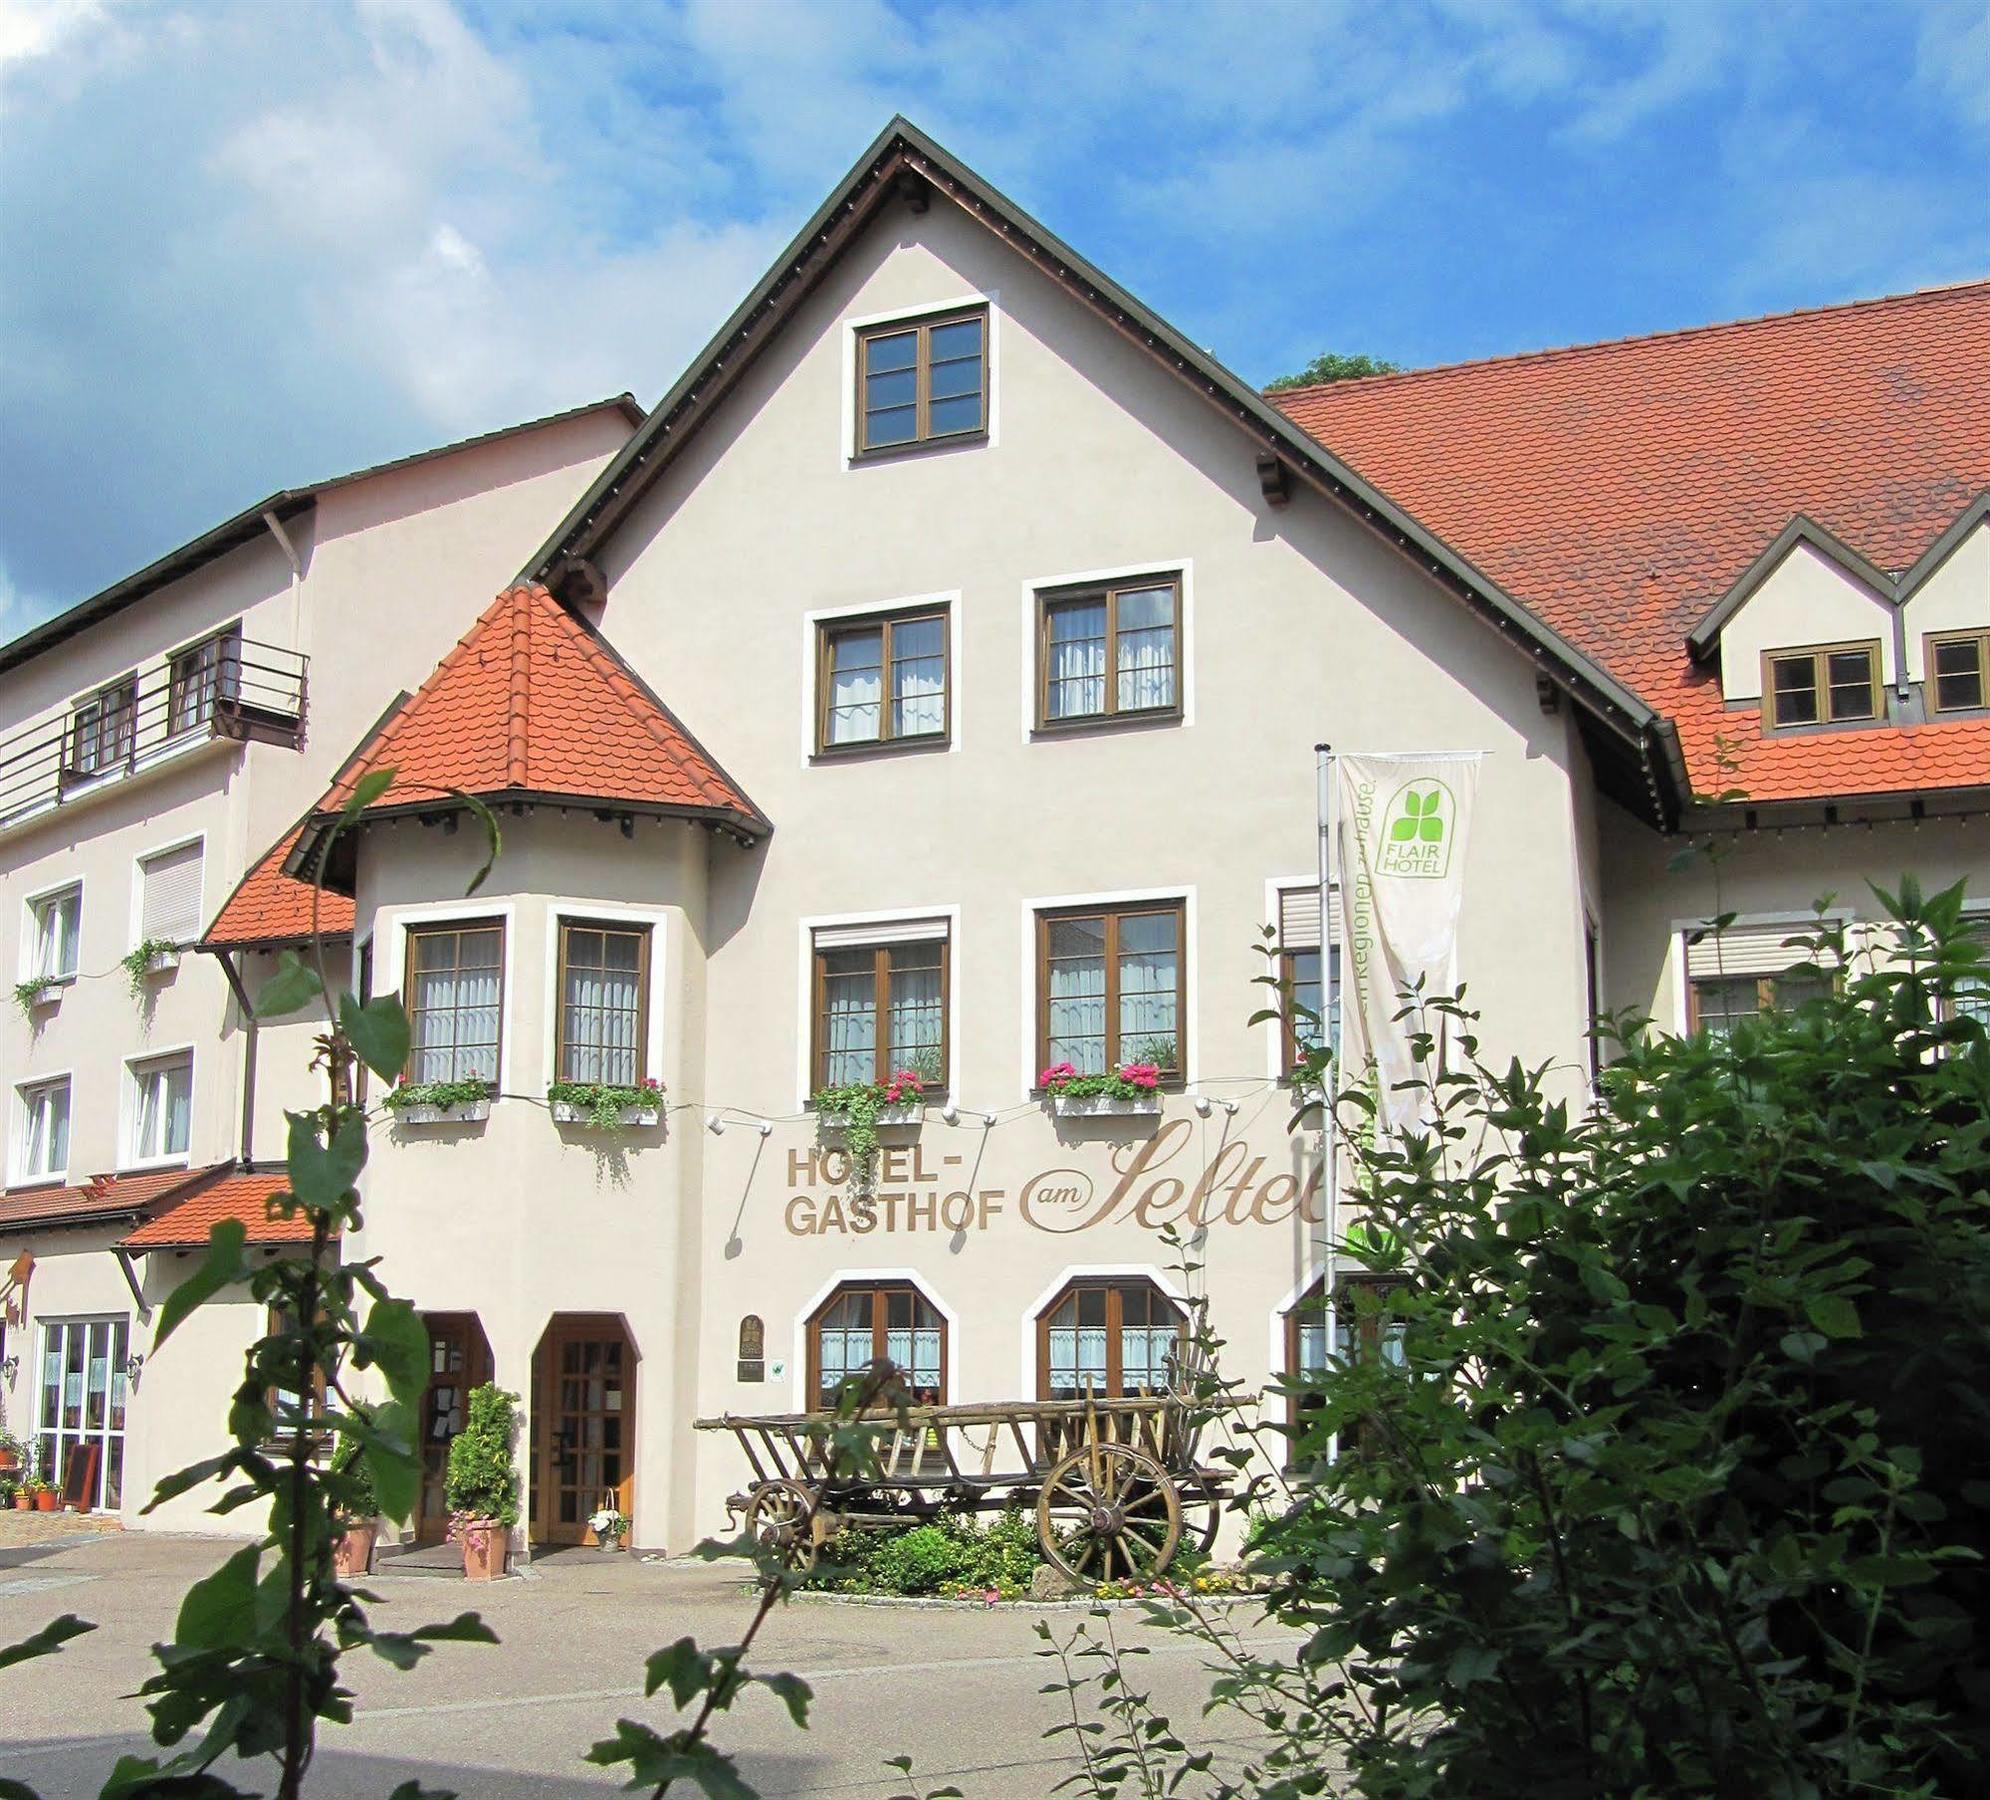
{"left": 1035, "top": 1278, "right": 1186, "bottom": 1401}
{"left": 1685, "top": 968, "right": 1833, "bottom": 1033}
{"left": 167, "top": 625, "right": 241, "bottom": 736}
{"left": 403, "top": 918, "right": 506, "bottom": 1089}
{"left": 1278, "top": 944, "right": 1330, "bottom": 1078}
{"left": 1034, "top": 576, "right": 1184, "bottom": 731}
{"left": 805, "top": 1281, "right": 947, "bottom": 1408}
{"left": 813, "top": 605, "right": 952, "bottom": 755}
{"left": 67, "top": 673, "right": 138, "bottom": 777}
{"left": 1926, "top": 630, "right": 1990, "bottom": 716}
{"left": 853, "top": 306, "right": 989, "bottom": 457}
{"left": 810, "top": 930, "right": 950, "bottom": 1095}
{"left": 1761, "top": 640, "right": 1881, "bottom": 730}
{"left": 553, "top": 917, "right": 652, "bottom": 1086}
{"left": 1035, "top": 899, "right": 1187, "bottom": 1084}
{"left": 265, "top": 1304, "right": 329, "bottom": 1451}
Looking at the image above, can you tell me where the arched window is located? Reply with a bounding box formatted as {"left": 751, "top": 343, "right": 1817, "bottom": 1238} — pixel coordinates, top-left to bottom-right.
{"left": 1283, "top": 1275, "right": 1407, "bottom": 1460}
{"left": 806, "top": 1282, "right": 945, "bottom": 1408}
{"left": 1037, "top": 1279, "right": 1185, "bottom": 1400}
{"left": 736, "top": 1315, "right": 765, "bottom": 1383}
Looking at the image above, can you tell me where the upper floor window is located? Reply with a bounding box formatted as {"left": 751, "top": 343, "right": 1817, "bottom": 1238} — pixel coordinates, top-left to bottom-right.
{"left": 1274, "top": 885, "right": 1337, "bottom": 1074}
{"left": 69, "top": 675, "right": 136, "bottom": 778}
{"left": 808, "top": 1281, "right": 945, "bottom": 1407}
{"left": 12, "top": 1077, "right": 70, "bottom": 1185}
{"left": 1928, "top": 632, "right": 1988, "bottom": 715}
{"left": 136, "top": 840, "right": 204, "bottom": 949}
{"left": 168, "top": 627, "right": 241, "bottom": 736}
{"left": 1036, "top": 577, "right": 1181, "bottom": 728}
{"left": 855, "top": 307, "right": 987, "bottom": 453}
{"left": 816, "top": 607, "right": 949, "bottom": 752}
{"left": 1037, "top": 900, "right": 1184, "bottom": 1080}
{"left": 1764, "top": 642, "right": 1879, "bottom": 728}
{"left": 812, "top": 920, "right": 948, "bottom": 1092}
{"left": 27, "top": 885, "right": 81, "bottom": 981}
{"left": 407, "top": 920, "right": 503, "bottom": 1087}
{"left": 1038, "top": 1278, "right": 1184, "bottom": 1400}
{"left": 127, "top": 1052, "right": 193, "bottom": 1166}
{"left": 556, "top": 919, "right": 650, "bottom": 1086}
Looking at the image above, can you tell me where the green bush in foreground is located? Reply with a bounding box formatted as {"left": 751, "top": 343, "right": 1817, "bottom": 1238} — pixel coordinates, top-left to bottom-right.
{"left": 805, "top": 1506, "right": 1042, "bottom": 1596}
{"left": 1240, "top": 877, "right": 1990, "bottom": 1798}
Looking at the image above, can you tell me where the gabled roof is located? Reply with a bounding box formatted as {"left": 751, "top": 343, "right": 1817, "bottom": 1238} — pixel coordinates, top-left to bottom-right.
{"left": 0, "top": 394, "right": 645, "bottom": 677}
{"left": 0, "top": 1164, "right": 227, "bottom": 1235}
{"left": 524, "top": 117, "right": 1666, "bottom": 816}
{"left": 1274, "top": 282, "right": 1990, "bottom": 808}
{"left": 123, "top": 1170, "right": 318, "bottom": 1250}
{"left": 284, "top": 582, "right": 766, "bottom": 876}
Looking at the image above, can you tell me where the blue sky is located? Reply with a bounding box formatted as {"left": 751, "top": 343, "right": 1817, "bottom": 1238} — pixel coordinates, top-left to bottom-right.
{"left": 2, "top": 0, "right": 1985, "bottom": 638}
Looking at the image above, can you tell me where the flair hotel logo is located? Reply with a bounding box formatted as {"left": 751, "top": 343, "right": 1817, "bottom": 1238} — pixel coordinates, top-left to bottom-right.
{"left": 1378, "top": 781, "right": 1458, "bottom": 879}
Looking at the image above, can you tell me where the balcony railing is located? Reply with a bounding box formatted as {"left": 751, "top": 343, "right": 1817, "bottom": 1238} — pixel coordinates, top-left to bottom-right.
{"left": 0, "top": 638, "right": 308, "bottom": 825}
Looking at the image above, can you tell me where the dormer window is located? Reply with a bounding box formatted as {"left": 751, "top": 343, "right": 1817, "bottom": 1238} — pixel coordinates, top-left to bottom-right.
{"left": 1764, "top": 642, "right": 1879, "bottom": 729}
{"left": 1928, "top": 632, "right": 1987, "bottom": 714}
{"left": 855, "top": 307, "right": 987, "bottom": 454}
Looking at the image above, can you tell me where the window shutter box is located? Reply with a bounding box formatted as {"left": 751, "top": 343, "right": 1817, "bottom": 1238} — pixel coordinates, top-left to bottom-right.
{"left": 1279, "top": 885, "right": 1341, "bottom": 949}
{"left": 1684, "top": 919, "right": 1839, "bottom": 981}
{"left": 812, "top": 918, "right": 949, "bottom": 950}
{"left": 140, "top": 842, "right": 204, "bottom": 944}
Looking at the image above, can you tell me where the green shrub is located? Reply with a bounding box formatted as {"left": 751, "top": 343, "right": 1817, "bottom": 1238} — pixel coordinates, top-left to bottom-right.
{"left": 868, "top": 1524, "right": 965, "bottom": 1595}
{"left": 1245, "top": 877, "right": 1990, "bottom": 1797}
{"left": 328, "top": 1434, "right": 378, "bottom": 1523}
{"left": 444, "top": 1384, "right": 520, "bottom": 1526}
{"left": 801, "top": 1506, "right": 1046, "bottom": 1596}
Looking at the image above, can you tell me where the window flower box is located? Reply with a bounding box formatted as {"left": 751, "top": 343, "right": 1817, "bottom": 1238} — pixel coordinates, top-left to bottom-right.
{"left": 819, "top": 1103, "right": 924, "bottom": 1130}
{"left": 12, "top": 977, "right": 63, "bottom": 1020}
{"left": 548, "top": 1080, "right": 665, "bottom": 1131}
{"left": 386, "top": 1080, "right": 495, "bottom": 1127}
{"left": 1040, "top": 1061, "right": 1166, "bottom": 1117}
{"left": 1049, "top": 1092, "right": 1162, "bottom": 1118}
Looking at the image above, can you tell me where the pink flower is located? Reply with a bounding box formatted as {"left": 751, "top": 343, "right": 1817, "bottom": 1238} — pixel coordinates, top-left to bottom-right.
{"left": 1039, "top": 1062, "right": 1080, "bottom": 1091}
{"left": 1119, "top": 1062, "right": 1161, "bottom": 1090}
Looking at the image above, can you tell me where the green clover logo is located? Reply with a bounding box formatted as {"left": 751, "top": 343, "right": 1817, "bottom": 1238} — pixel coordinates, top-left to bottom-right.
{"left": 1378, "top": 780, "right": 1456, "bottom": 877}
{"left": 1389, "top": 786, "right": 1446, "bottom": 844}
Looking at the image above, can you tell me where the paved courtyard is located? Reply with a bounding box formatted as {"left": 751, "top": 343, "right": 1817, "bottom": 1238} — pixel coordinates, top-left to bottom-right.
{"left": 1, "top": 1529, "right": 1297, "bottom": 1797}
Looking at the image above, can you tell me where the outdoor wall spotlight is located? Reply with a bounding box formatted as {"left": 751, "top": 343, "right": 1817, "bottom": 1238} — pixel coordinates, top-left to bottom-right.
{"left": 706, "top": 1114, "right": 725, "bottom": 1134}
{"left": 754, "top": 1120, "right": 773, "bottom": 1137}
{"left": 940, "top": 1102, "right": 958, "bottom": 1124}
{"left": 0, "top": 1354, "right": 18, "bottom": 1385}
{"left": 125, "top": 1352, "right": 145, "bottom": 1387}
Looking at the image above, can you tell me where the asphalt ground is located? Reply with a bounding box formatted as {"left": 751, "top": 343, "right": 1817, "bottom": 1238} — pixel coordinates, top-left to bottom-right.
{"left": 0, "top": 1531, "right": 1306, "bottom": 1798}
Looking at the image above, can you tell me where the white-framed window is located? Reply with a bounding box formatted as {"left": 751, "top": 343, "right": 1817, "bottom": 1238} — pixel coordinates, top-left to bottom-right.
{"left": 134, "top": 838, "right": 204, "bottom": 948}
{"left": 1269, "top": 882, "right": 1338, "bottom": 1077}
{"left": 36, "top": 1314, "right": 131, "bottom": 1511}
{"left": 125, "top": 1051, "right": 193, "bottom": 1167}
{"left": 797, "top": 908, "right": 959, "bottom": 1108}
{"left": 13, "top": 1077, "right": 71, "bottom": 1185}
{"left": 25, "top": 883, "right": 82, "bottom": 981}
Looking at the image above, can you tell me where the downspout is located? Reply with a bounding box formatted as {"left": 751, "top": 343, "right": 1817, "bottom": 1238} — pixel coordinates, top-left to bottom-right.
{"left": 262, "top": 508, "right": 303, "bottom": 646}
{"left": 210, "top": 947, "right": 259, "bottom": 1169}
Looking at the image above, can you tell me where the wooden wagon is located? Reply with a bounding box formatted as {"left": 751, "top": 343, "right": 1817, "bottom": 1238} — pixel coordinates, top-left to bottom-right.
{"left": 695, "top": 1391, "right": 1234, "bottom": 1584}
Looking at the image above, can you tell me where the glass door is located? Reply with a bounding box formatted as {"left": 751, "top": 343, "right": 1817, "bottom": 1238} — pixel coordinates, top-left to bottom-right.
{"left": 415, "top": 1314, "right": 489, "bottom": 1542}
{"left": 37, "top": 1315, "right": 129, "bottom": 1509}
{"left": 532, "top": 1322, "right": 634, "bottom": 1546}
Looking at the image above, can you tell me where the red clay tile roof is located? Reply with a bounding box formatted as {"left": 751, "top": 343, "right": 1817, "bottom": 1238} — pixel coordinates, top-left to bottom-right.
{"left": 122, "top": 1170, "right": 319, "bottom": 1249}
{"left": 316, "top": 582, "right": 765, "bottom": 829}
{"left": 1273, "top": 281, "right": 1990, "bottom": 806}
{"left": 0, "top": 1164, "right": 226, "bottom": 1233}
{"left": 205, "top": 819, "right": 356, "bottom": 948}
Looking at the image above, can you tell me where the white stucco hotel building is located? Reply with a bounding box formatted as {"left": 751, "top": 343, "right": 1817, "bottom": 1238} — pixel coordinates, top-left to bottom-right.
{"left": 3, "top": 121, "right": 1985, "bottom": 1553}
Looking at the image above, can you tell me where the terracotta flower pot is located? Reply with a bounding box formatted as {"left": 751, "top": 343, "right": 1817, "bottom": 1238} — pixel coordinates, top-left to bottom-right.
{"left": 34, "top": 1489, "right": 59, "bottom": 1512}
{"left": 0, "top": 1446, "right": 19, "bottom": 1474}
{"left": 457, "top": 1516, "right": 509, "bottom": 1581}
{"left": 333, "top": 1520, "right": 378, "bottom": 1578}
{"left": 10, "top": 1492, "right": 28, "bottom": 1510}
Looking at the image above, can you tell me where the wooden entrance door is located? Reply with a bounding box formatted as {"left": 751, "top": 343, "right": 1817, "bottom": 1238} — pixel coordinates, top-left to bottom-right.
{"left": 531, "top": 1319, "right": 636, "bottom": 1546}
{"left": 416, "top": 1314, "right": 490, "bottom": 1543}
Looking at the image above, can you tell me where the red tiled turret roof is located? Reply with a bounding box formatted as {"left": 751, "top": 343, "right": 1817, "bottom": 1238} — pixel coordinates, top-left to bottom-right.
{"left": 122, "top": 1170, "right": 320, "bottom": 1250}
{"left": 1273, "top": 281, "right": 1990, "bottom": 805}
{"left": 316, "top": 583, "right": 766, "bottom": 829}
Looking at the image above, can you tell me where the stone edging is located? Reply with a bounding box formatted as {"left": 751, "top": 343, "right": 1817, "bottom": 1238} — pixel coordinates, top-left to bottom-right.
{"left": 785, "top": 1587, "right": 1264, "bottom": 1613}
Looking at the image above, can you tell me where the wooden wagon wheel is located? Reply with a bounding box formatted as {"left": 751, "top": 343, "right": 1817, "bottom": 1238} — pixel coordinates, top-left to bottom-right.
{"left": 1036, "top": 1442, "right": 1181, "bottom": 1584}
{"left": 1178, "top": 1473, "right": 1223, "bottom": 1560}
{"left": 744, "top": 1478, "right": 820, "bottom": 1571}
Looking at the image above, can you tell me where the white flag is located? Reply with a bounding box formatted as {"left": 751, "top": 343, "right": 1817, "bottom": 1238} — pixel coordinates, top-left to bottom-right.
{"left": 1331, "top": 753, "right": 1481, "bottom": 1133}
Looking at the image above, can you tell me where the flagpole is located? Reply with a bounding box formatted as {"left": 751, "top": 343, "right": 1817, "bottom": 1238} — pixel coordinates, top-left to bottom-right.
{"left": 1315, "top": 742, "right": 1340, "bottom": 1463}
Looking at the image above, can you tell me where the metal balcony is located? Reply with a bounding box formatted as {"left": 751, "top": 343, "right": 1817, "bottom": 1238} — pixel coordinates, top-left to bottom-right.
{"left": 0, "top": 637, "right": 308, "bottom": 826}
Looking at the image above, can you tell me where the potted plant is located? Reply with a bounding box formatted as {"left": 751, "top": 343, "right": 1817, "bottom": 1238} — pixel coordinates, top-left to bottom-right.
{"left": 547, "top": 1076, "right": 664, "bottom": 1130}
{"left": 384, "top": 1074, "right": 495, "bottom": 1126}
{"left": 588, "top": 1504, "right": 629, "bottom": 1552}
{"left": 444, "top": 1384, "right": 520, "bottom": 1580}
{"left": 812, "top": 1058, "right": 936, "bottom": 1186}
{"left": 0, "top": 1428, "right": 24, "bottom": 1475}
{"left": 9, "top": 1483, "right": 28, "bottom": 1511}
{"left": 0, "top": 1476, "right": 15, "bottom": 1511}
{"left": 12, "top": 976, "right": 59, "bottom": 1020}
{"left": 31, "top": 1474, "right": 59, "bottom": 1512}
{"left": 329, "top": 1437, "right": 379, "bottom": 1578}
{"left": 121, "top": 936, "right": 180, "bottom": 996}
{"left": 1039, "top": 1055, "right": 1166, "bottom": 1116}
